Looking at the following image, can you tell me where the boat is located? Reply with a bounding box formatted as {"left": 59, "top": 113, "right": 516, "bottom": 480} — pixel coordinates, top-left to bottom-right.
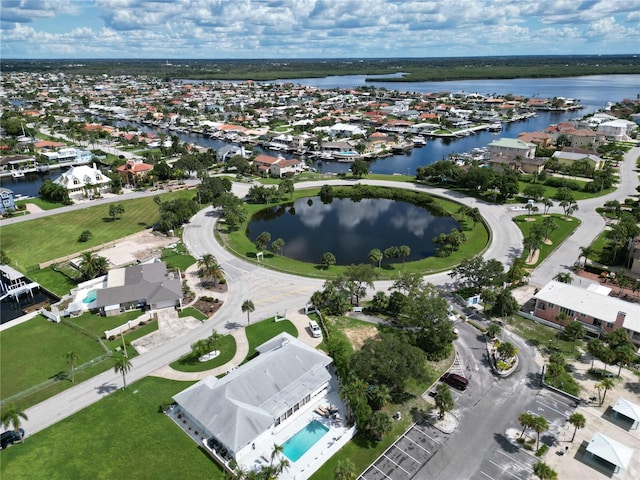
{"left": 11, "top": 170, "right": 25, "bottom": 178}
{"left": 488, "top": 122, "right": 503, "bottom": 132}
{"left": 332, "top": 150, "right": 362, "bottom": 162}
{"left": 413, "top": 135, "right": 427, "bottom": 147}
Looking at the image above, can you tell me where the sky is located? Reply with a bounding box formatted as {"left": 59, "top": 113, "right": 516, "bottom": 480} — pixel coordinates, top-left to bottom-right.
{"left": 1, "top": 0, "right": 639, "bottom": 59}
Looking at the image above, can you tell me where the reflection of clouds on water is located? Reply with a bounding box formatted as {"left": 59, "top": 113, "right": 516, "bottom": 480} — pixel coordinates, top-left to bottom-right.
{"left": 390, "top": 206, "right": 433, "bottom": 238}
{"left": 296, "top": 201, "right": 335, "bottom": 229}
{"left": 335, "top": 198, "right": 393, "bottom": 228}
{"left": 284, "top": 236, "right": 309, "bottom": 259}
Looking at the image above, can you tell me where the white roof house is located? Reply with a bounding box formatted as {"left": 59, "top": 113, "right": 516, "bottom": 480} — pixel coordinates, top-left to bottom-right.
{"left": 53, "top": 164, "right": 111, "bottom": 198}
{"left": 586, "top": 432, "right": 634, "bottom": 472}
{"left": 173, "top": 333, "right": 333, "bottom": 468}
{"left": 612, "top": 398, "right": 640, "bottom": 429}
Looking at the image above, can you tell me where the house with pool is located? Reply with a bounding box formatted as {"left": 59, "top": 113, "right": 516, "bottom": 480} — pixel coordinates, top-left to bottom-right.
{"left": 171, "top": 333, "right": 355, "bottom": 479}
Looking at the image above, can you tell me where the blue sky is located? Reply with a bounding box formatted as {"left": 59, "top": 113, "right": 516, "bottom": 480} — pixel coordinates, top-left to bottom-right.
{"left": 1, "top": 0, "right": 639, "bottom": 59}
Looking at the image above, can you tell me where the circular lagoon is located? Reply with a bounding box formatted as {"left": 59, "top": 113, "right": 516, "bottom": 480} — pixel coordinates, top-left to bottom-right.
{"left": 246, "top": 197, "right": 460, "bottom": 265}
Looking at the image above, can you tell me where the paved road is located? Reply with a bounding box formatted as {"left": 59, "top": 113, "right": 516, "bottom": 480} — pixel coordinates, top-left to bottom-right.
{"left": 14, "top": 146, "right": 640, "bottom": 446}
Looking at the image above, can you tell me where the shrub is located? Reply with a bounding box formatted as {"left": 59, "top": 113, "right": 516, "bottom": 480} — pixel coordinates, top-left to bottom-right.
{"left": 536, "top": 444, "right": 549, "bottom": 457}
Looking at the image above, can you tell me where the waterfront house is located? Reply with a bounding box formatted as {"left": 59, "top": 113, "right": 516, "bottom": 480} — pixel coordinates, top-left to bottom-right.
{"left": 532, "top": 280, "right": 640, "bottom": 348}
{"left": 95, "top": 261, "right": 182, "bottom": 316}
{"left": 0, "top": 155, "right": 38, "bottom": 175}
{"left": 487, "top": 138, "right": 536, "bottom": 163}
{"left": 597, "top": 119, "right": 637, "bottom": 141}
{"left": 53, "top": 164, "right": 111, "bottom": 199}
{"left": 551, "top": 148, "right": 604, "bottom": 170}
{"left": 117, "top": 159, "right": 154, "bottom": 186}
{"left": 252, "top": 154, "right": 303, "bottom": 178}
{"left": 41, "top": 147, "right": 93, "bottom": 164}
{"left": 0, "top": 187, "right": 16, "bottom": 214}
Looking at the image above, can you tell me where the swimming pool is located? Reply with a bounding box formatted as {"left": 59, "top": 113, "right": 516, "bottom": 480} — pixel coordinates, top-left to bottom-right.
{"left": 82, "top": 290, "right": 97, "bottom": 304}
{"left": 282, "top": 420, "right": 329, "bottom": 462}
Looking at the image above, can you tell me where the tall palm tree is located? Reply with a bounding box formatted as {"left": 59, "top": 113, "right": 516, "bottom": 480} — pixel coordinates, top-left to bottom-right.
{"left": 518, "top": 412, "right": 535, "bottom": 438}
{"left": 65, "top": 350, "right": 79, "bottom": 383}
{"left": 197, "top": 254, "right": 224, "bottom": 286}
{"left": 531, "top": 415, "right": 549, "bottom": 450}
{"left": 579, "top": 245, "right": 592, "bottom": 266}
{"left": 568, "top": 412, "right": 586, "bottom": 442}
{"left": 596, "top": 378, "right": 615, "bottom": 406}
{"left": 241, "top": 299, "right": 255, "bottom": 324}
{"left": 113, "top": 355, "right": 132, "bottom": 389}
{"left": 79, "top": 251, "right": 109, "bottom": 280}
{"left": 1, "top": 404, "right": 28, "bottom": 442}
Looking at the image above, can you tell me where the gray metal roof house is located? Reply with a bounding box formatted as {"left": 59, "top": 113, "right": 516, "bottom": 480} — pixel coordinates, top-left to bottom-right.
{"left": 95, "top": 261, "right": 182, "bottom": 315}
{"left": 173, "top": 333, "right": 333, "bottom": 468}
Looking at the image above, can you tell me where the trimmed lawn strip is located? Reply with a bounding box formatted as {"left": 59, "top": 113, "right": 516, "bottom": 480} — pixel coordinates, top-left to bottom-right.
{"left": 179, "top": 306, "right": 208, "bottom": 321}
{"left": 170, "top": 334, "right": 237, "bottom": 372}
{"left": 507, "top": 315, "right": 583, "bottom": 360}
{"left": 0, "top": 189, "right": 194, "bottom": 271}
{"left": 513, "top": 213, "right": 580, "bottom": 267}
{"left": 64, "top": 310, "right": 144, "bottom": 339}
{"left": 1, "top": 315, "right": 105, "bottom": 400}
{"left": 244, "top": 318, "right": 298, "bottom": 361}
{"left": 0, "top": 377, "right": 224, "bottom": 480}
{"left": 221, "top": 186, "right": 489, "bottom": 280}
{"left": 29, "top": 266, "right": 77, "bottom": 297}
{"left": 15, "top": 197, "right": 67, "bottom": 211}
{"left": 516, "top": 180, "right": 614, "bottom": 202}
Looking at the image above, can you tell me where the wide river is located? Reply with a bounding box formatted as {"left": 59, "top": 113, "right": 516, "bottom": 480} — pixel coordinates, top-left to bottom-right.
{"left": 3, "top": 74, "right": 638, "bottom": 196}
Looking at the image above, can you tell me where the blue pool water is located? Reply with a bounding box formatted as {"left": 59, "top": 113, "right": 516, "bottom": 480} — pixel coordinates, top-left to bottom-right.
{"left": 82, "top": 290, "right": 97, "bottom": 304}
{"left": 282, "top": 420, "right": 329, "bottom": 462}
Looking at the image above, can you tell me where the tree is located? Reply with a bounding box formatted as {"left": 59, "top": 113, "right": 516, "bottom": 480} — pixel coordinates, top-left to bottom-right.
{"left": 113, "top": 355, "right": 132, "bottom": 389}
{"left": 242, "top": 299, "right": 255, "bottom": 324}
{"left": 614, "top": 344, "right": 637, "bottom": 376}
{"left": 564, "top": 321, "right": 585, "bottom": 352}
{"left": 277, "top": 178, "right": 295, "bottom": 199}
{"left": 568, "top": 412, "right": 586, "bottom": 442}
{"left": 435, "top": 382, "right": 454, "bottom": 419}
{"left": 77, "top": 230, "right": 93, "bottom": 242}
{"left": 255, "top": 231, "right": 271, "bottom": 252}
{"left": 334, "top": 459, "right": 356, "bottom": 480}
{"left": 321, "top": 252, "right": 336, "bottom": 269}
{"left": 587, "top": 338, "right": 604, "bottom": 369}
{"left": 65, "top": 350, "right": 79, "bottom": 383}
{"left": 368, "top": 248, "right": 383, "bottom": 268}
{"left": 497, "top": 341, "right": 517, "bottom": 360}
{"left": 197, "top": 254, "right": 224, "bottom": 286}
{"left": 78, "top": 251, "right": 109, "bottom": 280}
{"left": 271, "top": 238, "right": 285, "bottom": 256}
{"left": 546, "top": 362, "right": 565, "bottom": 386}
{"left": 108, "top": 203, "right": 125, "bottom": 220}
{"left": 532, "top": 461, "right": 558, "bottom": 480}
{"left": 542, "top": 197, "right": 554, "bottom": 215}
{"left": 553, "top": 272, "right": 572, "bottom": 284}
{"left": 449, "top": 256, "right": 506, "bottom": 292}
{"left": 319, "top": 184, "right": 333, "bottom": 203}
{"left": 1, "top": 403, "right": 28, "bottom": 443}
{"left": 596, "top": 378, "right": 615, "bottom": 406}
{"left": 518, "top": 412, "right": 535, "bottom": 438}
{"left": 531, "top": 415, "right": 549, "bottom": 450}
{"left": 350, "top": 159, "right": 369, "bottom": 178}
{"left": 397, "top": 245, "right": 411, "bottom": 264}
{"left": 344, "top": 263, "right": 377, "bottom": 305}
{"left": 367, "top": 384, "right": 392, "bottom": 411}
{"left": 490, "top": 288, "right": 519, "bottom": 318}
{"left": 486, "top": 323, "right": 502, "bottom": 339}
{"left": 367, "top": 411, "right": 392, "bottom": 440}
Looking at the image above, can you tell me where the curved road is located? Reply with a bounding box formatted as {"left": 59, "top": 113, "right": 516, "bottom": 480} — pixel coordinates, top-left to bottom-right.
{"left": 16, "top": 146, "right": 640, "bottom": 445}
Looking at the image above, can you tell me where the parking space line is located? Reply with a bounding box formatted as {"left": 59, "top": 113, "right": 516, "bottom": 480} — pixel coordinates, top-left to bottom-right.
{"left": 398, "top": 437, "right": 428, "bottom": 460}
{"left": 382, "top": 453, "right": 411, "bottom": 476}
{"left": 413, "top": 424, "right": 442, "bottom": 444}
{"left": 371, "top": 463, "right": 394, "bottom": 479}
{"left": 535, "top": 399, "right": 570, "bottom": 418}
{"left": 496, "top": 451, "right": 534, "bottom": 471}
{"left": 489, "top": 460, "right": 526, "bottom": 480}
{"left": 403, "top": 433, "right": 431, "bottom": 454}
{"left": 480, "top": 471, "right": 497, "bottom": 480}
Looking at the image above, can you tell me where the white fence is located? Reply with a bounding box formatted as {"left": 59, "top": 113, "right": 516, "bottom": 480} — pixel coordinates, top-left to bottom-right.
{"left": 104, "top": 312, "right": 155, "bottom": 340}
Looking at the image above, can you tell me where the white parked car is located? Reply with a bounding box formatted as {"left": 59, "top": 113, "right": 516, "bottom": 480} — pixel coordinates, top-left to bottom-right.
{"left": 309, "top": 320, "right": 322, "bottom": 338}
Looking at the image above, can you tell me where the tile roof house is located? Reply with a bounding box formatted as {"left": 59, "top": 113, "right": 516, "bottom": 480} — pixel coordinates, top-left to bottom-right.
{"left": 532, "top": 280, "right": 640, "bottom": 348}
{"left": 117, "top": 159, "right": 154, "bottom": 186}
{"left": 95, "top": 261, "right": 182, "bottom": 316}
{"left": 252, "top": 154, "right": 303, "bottom": 178}
{"left": 487, "top": 138, "right": 542, "bottom": 174}
{"left": 173, "top": 333, "right": 334, "bottom": 470}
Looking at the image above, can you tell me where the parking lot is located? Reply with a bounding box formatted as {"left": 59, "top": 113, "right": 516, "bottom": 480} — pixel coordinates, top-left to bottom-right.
{"left": 478, "top": 444, "right": 537, "bottom": 480}
{"left": 358, "top": 421, "right": 449, "bottom": 480}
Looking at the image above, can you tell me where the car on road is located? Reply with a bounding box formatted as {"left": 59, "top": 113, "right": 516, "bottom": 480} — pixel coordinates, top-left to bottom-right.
{"left": 440, "top": 372, "right": 469, "bottom": 390}
{"left": 1, "top": 428, "right": 25, "bottom": 449}
{"left": 309, "top": 320, "right": 322, "bottom": 338}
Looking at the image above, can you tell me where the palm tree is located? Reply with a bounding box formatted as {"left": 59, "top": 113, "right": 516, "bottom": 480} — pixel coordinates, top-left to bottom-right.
{"left": 79, "top": 251, "right": 109, "bottom": 280}
{"left": 542, "top": 197, "right": 553, "bottom": 215}
{"left": 564, "top": 321, "right": 585, "bottom": 352}
{"left": 579, "top": 245, "right": 592, "bottom": 267}
{"left": 553, "top": 272, "right": 572, "bottom": 284}
{"left": 368, "top": 248, "right": 383, "bottom": 268}
{"left": 367, "top": 384, "right": 392, "bottom": 411}
{"left": 334, "top": 458, "right": 356, "bottom": 480}
{"left": 486, "top": 322, "right": 502, "bottom": 339}
{"left": 241, "top": 299, "right": 255, "bottom": 325}
{"left": 533, "top": 461, "right": 558, "bottom": 480}
{"left": 497, "top": 341, "right": 517, "bottom": 360}
{"left": 113, "top": 355, "right": 132, "bottom": 389}
{"left": 0, "top": 404, "right": 28, "bottom": 443}
{"left": 197, "top": 254, "right": 224, "bottom": 286}
{"left": 367, "top": 411, "right": 393, "bottom": 440}
{"left": 65, "top": 350, "right": 79, "bottom": 383}
{"left": 518, "top": 412, "right": 535, "bottom": 438}
{"left": 568, "top": 412, "right": 586, "bottom": 442}
{"left": 397, "top": 245, "right": 411, "bottom": 264}
{"left": 191, "top": 339, "right": 210, "bottom": 359}
{"left": 596, "top": 378, "right": 615, "bottom": 406}
{"left": 546, "top": 362, "right": 565, "bottom": 387}
{"left": 531, "top": 415, "right": 549, "bottom": 451}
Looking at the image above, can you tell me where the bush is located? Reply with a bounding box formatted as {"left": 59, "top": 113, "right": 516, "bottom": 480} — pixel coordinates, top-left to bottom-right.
{"left": 78, "top": 230, "right": 93, "bottom": 242}
{"left": 536, "top": 444, "right": 549, "bottom": 457}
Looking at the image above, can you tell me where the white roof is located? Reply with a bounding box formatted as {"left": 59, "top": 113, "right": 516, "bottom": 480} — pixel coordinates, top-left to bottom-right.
{"left": 612, "top": 398, "right": 640, "bottom": 423}
{"left": 535, "top": 281, "right": 640, "bottom": 334}
{"left": 586, "top": 432, "right": 634, "bottom": 469}
{"left": 54, "top": 165, "right": 111, "bottom": 190}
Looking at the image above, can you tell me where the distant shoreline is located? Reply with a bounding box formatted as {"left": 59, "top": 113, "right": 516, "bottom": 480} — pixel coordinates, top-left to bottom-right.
{"left": 2, "top": 55, "right": 639, "bottom": 82}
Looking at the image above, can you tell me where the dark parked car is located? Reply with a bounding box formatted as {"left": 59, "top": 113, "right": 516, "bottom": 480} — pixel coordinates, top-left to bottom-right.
{"left": 1, "top": 428, "right": 25, "bottom": 449}
{"left": 440, "top": 372, "right": 469, "bottom": 391}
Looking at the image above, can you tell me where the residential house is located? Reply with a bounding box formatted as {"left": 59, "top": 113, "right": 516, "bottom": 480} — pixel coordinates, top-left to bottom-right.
{"left": 95, "top": 261, "right": 182, "bottom": 316}
{"left": 53, "top": 164, "right": 111, "bottom": 199}
{"left": 552, "top": 148, "right": 604, "bottom": 170}
{"left": 532, "top": 280, "right": 640, "bottom": 348}
{"left": 517, "top": 132, "right": 554, "bottom": 148}
{"left": 487, "top": 138, "right": 542, "bottom": 174}
{"left": 117, "top": 159, "right": 154, "bottom": 186}
{"left": 216, "top": 144, "right": 249, "bottom": 162}
{"left": 172, "top": 333, "right": 335, "bottom": 471}
{"left": 252, "top": 154, "right": 303, "bottom": 177}
{"left": 0, "top": 155, "right": 37, "bottom": 174}
{"left": 0, "top": 188, "right": 16, "bottom": 214}
{"left": 597, "top": 119, "right": 637, "bottom": 141}
{"left": 41, "top": 147, "right": 93, "bottom": 164}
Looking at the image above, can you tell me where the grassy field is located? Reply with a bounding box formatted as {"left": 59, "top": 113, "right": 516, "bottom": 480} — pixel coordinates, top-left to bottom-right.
{"left": 0, "top": 377, "right": 225, "bottom": 480}
{"left": 245, "top": 318, "right": 298, "bottom": 360}
{"left": 15, "top": 197, "right": 67, "bottom": 210}
{"left": 222, "top": 187, "right": 489, "bottom": 280}
{"left": 512, "top": 213, "right": 580, "bottom": 267}
{"left": 178, "top": 306, "right": 208, "bottom": 321}
{"left": 507, "top": 315, "right": 583, "bottom": 360}
{"left": 515, "top": 180, "right": 615, "bottom": 202}
{"left": 0, "top": 190, "right": 194, "bottom": 271}
{"left": 170, "top": 334, "right": 237, "bottom": 372}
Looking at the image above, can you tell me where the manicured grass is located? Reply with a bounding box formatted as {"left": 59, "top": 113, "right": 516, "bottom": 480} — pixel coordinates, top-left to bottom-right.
{"left": 507, "top": 315, "right": 583, "bottom": 360}
{"left": 0, "top": 315, "right": 105, "bottom": 401}
{"left": 512, "top": 214, "right": 580, "bottom": 267}
{"left": 15, "top": 197, "right": 66, "bottom": 210}
{"left": 178, "top": 306, "right": 208, "bottom": 321}
{"left": 170, "top": 334, "right": 237, "bottom": 372}
{"left": 0, "top": 377, "right": 225, "bottom": 480}
{"left": 546, "top": 371, "right": 580, "bottom": 396}
{"left": 1, "top": 190, "right": 194, "bottom": 271}
{"left": 65, "top": 310, "right": 144, "bottom": 339}
{"left": 245, "top": 318, "right": 298, "bottom": 360}
{"left": 161, "top": 243, "right": 197, "bottom": 271}
{"left": 221, "top": 187, "right": 489, "bottom": 280}
{"left": 516, "top": 179, "right": 615, "bottom": 202}
{"left": 29, "top": 266, "right": 77, "bottom": 297}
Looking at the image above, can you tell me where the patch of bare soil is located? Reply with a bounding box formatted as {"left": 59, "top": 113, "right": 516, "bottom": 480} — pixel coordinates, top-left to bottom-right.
{"left": 343, "top": 326, "right": 378, "bottom": 350}
{"left": 192, "top": 297, "right": 224, "bottom": 317}
{"left": 525, "top": 249, "right": 540, "bottom": 265}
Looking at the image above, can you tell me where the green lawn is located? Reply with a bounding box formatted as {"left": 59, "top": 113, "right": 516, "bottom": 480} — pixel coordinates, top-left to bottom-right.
{"left": 15, "top": 197, "right": 67, "bottom": 211}
{"left": 178, "top": 306, "right": 208, "bottom": 321}
{"left": 516, "top": 179, "right": 615, "bottom": 202}
{"left": 507, "top": 315, "right": 583, "bottom": 360}
{"left": 0, "top": 377, "right": 225, "bottom": 480}
{"left": 244, "top": 318, "right": 298, "bottom": 360}
{"left": 161, "top": 243, "right": 197, "bottom": 271}
{"left": 0, "top": 190, "right": 194, "bottom": 271}
{"left": 512, "top": 214, "right": 581, "bottom": 267}
{"left": 222, "top": 187, "right": 489, "bottom": 280}
{"left": 29, "top": 266, "right": 77, "bottom": 296}
{"left": 170, "top": 334, "right": 237, "bottom": 372}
